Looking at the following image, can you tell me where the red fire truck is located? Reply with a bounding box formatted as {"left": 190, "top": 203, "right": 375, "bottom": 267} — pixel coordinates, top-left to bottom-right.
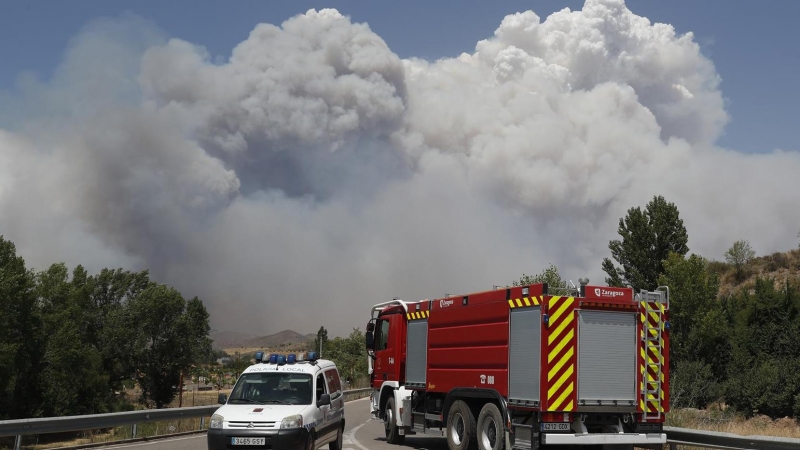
{"left": 365, "top": 280, "right": 669, "bottom": 450}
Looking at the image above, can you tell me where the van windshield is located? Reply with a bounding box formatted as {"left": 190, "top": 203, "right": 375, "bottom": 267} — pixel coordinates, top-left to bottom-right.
{"left": 229, "top": 373, "right": 313, "bottom": 405}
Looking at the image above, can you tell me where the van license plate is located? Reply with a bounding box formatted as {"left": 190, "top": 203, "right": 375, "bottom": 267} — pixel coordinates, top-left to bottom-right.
{"left": 231, "top": 437, "right": 266, "bottom": 445}
{"left": 541, "top": 423, "right": 570, "bottom": 431}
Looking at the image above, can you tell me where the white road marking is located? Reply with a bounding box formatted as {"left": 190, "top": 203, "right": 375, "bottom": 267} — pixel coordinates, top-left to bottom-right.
{"left": 344, "top": 397, "right": 375, "bottom": 450}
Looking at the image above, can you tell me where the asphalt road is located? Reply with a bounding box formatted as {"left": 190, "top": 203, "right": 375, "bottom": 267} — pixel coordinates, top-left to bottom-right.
{"left": 94, "top": 397, "right": 449, "bottom": 450}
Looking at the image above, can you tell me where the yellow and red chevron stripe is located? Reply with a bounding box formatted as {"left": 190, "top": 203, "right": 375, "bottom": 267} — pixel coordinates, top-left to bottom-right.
{"left": 406, "top": 310, "right": 430, "bottom": 321}
{"left": 638, "top": 301, "right": 666, "bottom": 415}
{"left": 507, "top": 296, "right": 542, "bottom": 309}
{"left": 543, "top": 296, "right": 577, "bottom": 412}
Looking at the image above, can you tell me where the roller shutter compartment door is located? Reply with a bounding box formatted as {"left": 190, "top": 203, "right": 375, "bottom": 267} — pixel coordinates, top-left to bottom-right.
{"left": 406, "top": 320, "right": 428, "bottom": 386}
{"left": 509, "top": 307, "right": 541, "bottom": 403}
{"left": 578, "top": 311, "right": 636, "bottom": 405}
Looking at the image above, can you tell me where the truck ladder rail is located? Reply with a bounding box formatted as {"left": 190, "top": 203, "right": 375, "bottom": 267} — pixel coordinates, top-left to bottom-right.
{"left": 370, "top": 298, "right": 410, "bottom": 320}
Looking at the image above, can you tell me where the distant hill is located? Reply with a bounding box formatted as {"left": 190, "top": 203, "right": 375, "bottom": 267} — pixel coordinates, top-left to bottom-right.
{"left": 212, "top": 329, "right": 313, "bottom": 351}
{"left": 210, "top": 330, "right": 256, "bottom": 350}
{"left": 245, "top": 329, "right": 312, "bottom": 349}
{"left": 712, "top": 248, "right": 800, "bottom": 297}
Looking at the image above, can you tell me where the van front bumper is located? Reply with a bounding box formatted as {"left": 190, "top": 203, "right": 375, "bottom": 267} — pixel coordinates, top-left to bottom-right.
{"left": 207, "top": 427, "right": 308, "bottom": 450}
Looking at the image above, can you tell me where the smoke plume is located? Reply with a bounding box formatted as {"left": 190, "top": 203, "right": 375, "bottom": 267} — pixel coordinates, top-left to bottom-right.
{"left": 1, "top": 1, "right": 798, "bottom": 337}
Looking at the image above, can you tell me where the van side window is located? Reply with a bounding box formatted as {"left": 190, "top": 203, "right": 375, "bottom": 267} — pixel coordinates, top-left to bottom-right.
{"left": 316, "top": 373, "right": 327, "bottom": 402}
{"left": 375, "top": 320, "right": 390, "bottom": 351}
{"left": 325, "top": 369, "right": 342, "bottom": 399}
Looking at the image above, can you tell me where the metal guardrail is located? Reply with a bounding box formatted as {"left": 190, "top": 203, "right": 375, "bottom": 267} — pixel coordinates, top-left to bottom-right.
{"left": 6, "top": 394, "right": 799, "bottom": 450}
{"left": 0, "top": 388, "right": 374, "bottom": 449}
{"left": 665, "top": 426, "right": 800, "bottom": 449}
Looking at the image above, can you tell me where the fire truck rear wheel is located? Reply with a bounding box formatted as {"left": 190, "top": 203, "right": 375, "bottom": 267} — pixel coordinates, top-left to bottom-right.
{"left": 385, "top": 397, "right": 405, "bottom": 444}
{"left": 447, "top": 400, "right": 477, "bottom": 450}
{"left": 477, "top": 403, "right": 503, "bottom": 450}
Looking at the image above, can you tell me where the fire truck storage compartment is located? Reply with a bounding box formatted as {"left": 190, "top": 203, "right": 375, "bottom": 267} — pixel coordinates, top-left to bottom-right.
{"left": 578, "top": 310, "right": 637, "bottom": 406}
{"left": 427, "top": 298, "right": 510, "bottom": 391}
{"left": 509, "top": 307, "right": 541, "bottom": 404}
{"left": 406, "top": 319, "right": 428, "bottom": 387}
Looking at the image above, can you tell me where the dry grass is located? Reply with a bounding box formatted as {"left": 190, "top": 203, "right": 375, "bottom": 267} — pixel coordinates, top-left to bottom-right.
{"left": 668, "top": 406, "right": 800, "bottom": 438}
{"left": 168, "top": 388, "right": 231, "bottom": 407}
{"left": 716, "top": 249, "right": 800, "bottom": 297}
{"left": 16, "top": 419, "right": 208, "bottom": 450}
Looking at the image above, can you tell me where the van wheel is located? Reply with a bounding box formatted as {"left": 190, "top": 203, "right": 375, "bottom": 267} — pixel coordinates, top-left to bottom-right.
{"left": 306, "top": 433, "right": 315, "bottom": 450}
{"left": 330, "top": 424, "right": 343, "bottom": 450}
{"left": 385, "top": 397, "right": 405, "bottom": 444}
{"left": 447, "top": 400, "right": 477, "bottom": 450}
{"left": 477, "top": 403, "right": 503, "bottom": 450}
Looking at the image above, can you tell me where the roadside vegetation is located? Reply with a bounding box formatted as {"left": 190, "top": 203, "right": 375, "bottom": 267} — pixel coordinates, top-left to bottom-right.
{"left": 0, "top": 236, "right": 213, "bottom": 421}
{"left": 3, "top": 194, "right": 800, "bottom": 444}
{"left": 519, "top": 196, "right": 800, "bottom": 437}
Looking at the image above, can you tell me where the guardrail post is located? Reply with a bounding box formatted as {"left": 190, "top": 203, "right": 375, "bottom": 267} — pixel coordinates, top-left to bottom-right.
{"left": 200, "top": 417, "right": 205, "bottom": 429}
{"left": 14, "top": 434, "right": 21, "bottom": 450}
{"left": 669, "top": 444, "right": 677, "bottom": 450}
{"left": 132, "top": 423, "right": 137, "bottom": 438}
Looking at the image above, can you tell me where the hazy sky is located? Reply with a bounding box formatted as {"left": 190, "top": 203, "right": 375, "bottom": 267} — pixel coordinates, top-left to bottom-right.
{"left": 1, "top": 0, "right": 798, "bottom": 338}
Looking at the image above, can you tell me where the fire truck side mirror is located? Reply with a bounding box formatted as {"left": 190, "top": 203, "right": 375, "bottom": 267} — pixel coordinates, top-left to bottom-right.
{"left": 366, "top": 321, "right": 375, "bottom": 349}
{"left": 365, "top": 330, "right": 374, "bottom": 349}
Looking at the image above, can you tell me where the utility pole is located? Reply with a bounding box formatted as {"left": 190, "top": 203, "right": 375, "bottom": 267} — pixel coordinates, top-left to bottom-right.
{"left": 178, "top": 371, "right": 183, "bottom": 407}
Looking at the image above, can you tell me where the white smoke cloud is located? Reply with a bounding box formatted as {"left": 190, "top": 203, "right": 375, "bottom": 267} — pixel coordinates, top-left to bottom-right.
{"left": 1, "top": 0, "right": 798, "bottom": 338}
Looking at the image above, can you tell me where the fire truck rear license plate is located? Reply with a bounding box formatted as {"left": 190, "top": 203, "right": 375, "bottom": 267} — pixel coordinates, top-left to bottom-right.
{"left": 541, "top": 423, "right": 570, "bottom": 431}
{"left": 232, "top": 437, "right": 266, "bottom": 445}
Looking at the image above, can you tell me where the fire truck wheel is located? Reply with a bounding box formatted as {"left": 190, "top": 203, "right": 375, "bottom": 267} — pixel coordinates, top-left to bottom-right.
{"left": 477, "top": 403, "right": 503, "bottom": 450}
{"left": 447, "top": 400, "right": 477, "bottom": 450}
{"left": 385, "top": 397, "right": 405, "bottom": 444}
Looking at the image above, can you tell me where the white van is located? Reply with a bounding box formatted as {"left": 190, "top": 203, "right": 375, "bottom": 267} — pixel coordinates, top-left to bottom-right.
{"left": 208, "top": 352, "right": 345, "bottom": 450}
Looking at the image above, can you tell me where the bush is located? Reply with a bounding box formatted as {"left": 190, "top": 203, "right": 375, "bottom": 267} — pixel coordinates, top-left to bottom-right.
{"left": 671, "top": 360, "right": 718, "bottom": 408}
{"left": 726, "top": 359, "right": 798, "bottom": 418}
{"left": 766, "top": 252, "right": 790, "bottom": 271}
{"left": 706, "top": 260, "right": 730, "bottom": 278}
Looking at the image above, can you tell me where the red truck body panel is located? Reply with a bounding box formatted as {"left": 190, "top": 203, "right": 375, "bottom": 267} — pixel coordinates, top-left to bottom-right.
{"left": 373, "top": 283, "right": 669, "bottom": 420}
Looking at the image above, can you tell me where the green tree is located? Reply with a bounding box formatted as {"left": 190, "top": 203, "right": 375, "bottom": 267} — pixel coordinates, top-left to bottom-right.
{"left": 602, "top": 195, "right": 689, "bottom": 291}
{"left": 0, "top": 236, "right": 43, "bottom": 419}
{"left": 725, "top": 240, "right": 755, "bottom": 282}
{"left": 325, "top": 328, "right": 368, "bottom": 386}
{"left": 658, "top": 253, "right": 723, "bottom": 370}
{"left": 127, "top": 283, "right": 211, "bottom": 408}
{"left": 182, "top": 296, "right": 213, "bottom": 364}
{"left": 658, "top": 253, "right": 728, "bottom": 408}
{"left": 90, "top": 268, "right": 150, "bottom": 395}
{"left": 513, "top": 264, "right": 567, "bottom": 292}
{"left": 313, "top": 326, "right": 329, "bottom": 357}
{"left": 37, "top": 264, "right": 109, "bottom": 416}
{"left": 725, "top": 279, "right": 800, "bottom": 417}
